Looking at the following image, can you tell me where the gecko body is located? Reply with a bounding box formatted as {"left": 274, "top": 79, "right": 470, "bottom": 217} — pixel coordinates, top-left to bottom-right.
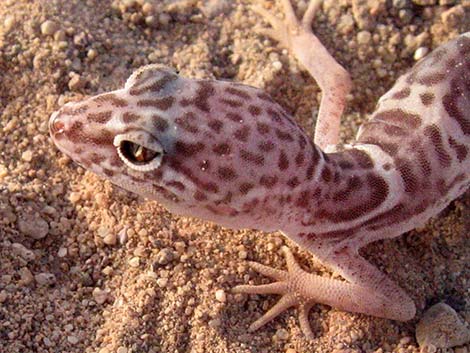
{"left": 49, "top": 0, "right": 469, "bottom": 339}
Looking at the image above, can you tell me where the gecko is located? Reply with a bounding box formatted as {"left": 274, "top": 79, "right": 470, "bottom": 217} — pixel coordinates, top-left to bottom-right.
{"left": 49, "top": 0, "right": 470, "bottom": 339}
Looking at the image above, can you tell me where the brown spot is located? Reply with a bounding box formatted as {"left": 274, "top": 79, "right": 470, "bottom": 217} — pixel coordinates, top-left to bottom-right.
{"left": 175, "top": 112, "right": 199, "bottom": 134}
{"left": 153, "top": 115, "right": 169, "bottom": 132}
{"left": 332, "top": 175, "right": 363, "bottom": 202}
{"left": 129, "top": 74, "right": 177, "bottom": 96}
{"left": 298, "top": 134, "right": 308, "bottom": 150}
{"left": 218, "top": 167, "right": 237, "bottom": 180}
{"left": 417, "top": 72, "right": 446, "bottom": 86}
{"left": 248, "top": 105, "right": 262, "bottom": 116}
{"left": 213, "top": 143, "right": 231, "bottom": 155}
{"left": 225, "top": 86, "right": 251, "bottom": 99}
{"left": 93, "top": 93, "right": 128, "bottom": 107}
{"left": 61, "top": 105, "right": 89, "bottom": 116}
{"left": 267, "top": 108, "right": 282, "bottom": 124}
{"left": 258, "top": 141, "right": 275, "bottom": 152}
{"left": 373, "top": 109, "right": 422, "bottom": 129}
{"left": 275, "top": 128, "right": 294, "bottom": 141}
{"left": 448, "top": 136, "right": 468, "bottom": 162}
{"left": 424, "top": 125, "right": 452, "bottom": 167}
{"left": 137, "top": 97, "right": 175, "bottom": 110}
{"left": 240, "top": 150, "right": 264, "bottom": 165}
{"left": 193, "top": 190, "right": 207, "bottom": 201}
{"left": 220, "top": 98, "right": 243, "bottom": 108}
{"left": 203, "top": 182, "right": 219, "bottom": 193}
{"left": 391, "top": 87, "right": 411, "bottom": 99}
{"left": 348, "top": 149, "right": 374, "bottom": 169}
{"left": 257, "top": 92, "right": 274, "bottom": 102}
{"left": 413, "top": 142, "right": 432, "bottom": 174}
{"left": 234, "top": 126, "right": 250, "bottom": 142}
{"left": 174, "top": 141, "right": 205, "bottom": 157}
{"left": 208, "top": 119, "right": 223, "bottom": 133}
{"left": 443, "top": 87, "right": 470, "bottom": 135}
{"left": 103, "top": 168, "right": 114, "bottom": 177}
{"left": 396, "top": 158, "right": 418, "bottom": 194}
{"left": 319, "top": 174, "right": 388, "bottom": 223}
{"left": 65, "top": 121, "right": 83, "bottom": 142}
{"left": 166, "top": 181, "right": 185, "bottom": 191}
{"left": 239, "top": 183, "right": 254, "bottom": 195}
{"left": 260, "top": 175, "right": 278, "bottom": 188}
{"left": 88, "top": 111, "right": 112, "bottom": 124}
{"left": 122, "top": 112, "right": 140, "bottom": 123}
{"left": 295, "top": 152, "right": 305, "bottom": 166}
{"left": 225, "top": 112, "right": 243, "bottom": 123}
{"left": 287, "top": 177, "right": 300, "bottom": 188}
{"left": 89, "top": 153, "right": 105, "bottom": 164}
{"left": 321, "top": 166, "right": 332, "bottom": 182}
{"left": 181, "top": 81, "right": 214, "bottom": 112}
{"left": 420, "top": 92, "right": 435, "bottom": 106}
{"left": 295, "top": 191, "right": 310, "bottom": 208}
{"left": 278, "top": 150, "right": 289, "bottom": 170}
{"left": 256, "top": 122, "right": 270, "bottom": 134}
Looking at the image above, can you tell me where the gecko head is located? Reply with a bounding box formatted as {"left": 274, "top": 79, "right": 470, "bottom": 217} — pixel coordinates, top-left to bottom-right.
{"left": 50, "top": 64, "right": 314, "bottom": 230}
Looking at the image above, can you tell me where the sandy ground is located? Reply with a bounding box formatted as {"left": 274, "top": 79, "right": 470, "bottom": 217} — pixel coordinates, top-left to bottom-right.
{"left": 0, "top": 0, "right": 469, "bottom": 352}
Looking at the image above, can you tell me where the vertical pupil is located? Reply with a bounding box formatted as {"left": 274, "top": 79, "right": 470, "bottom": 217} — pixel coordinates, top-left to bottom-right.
{"left": 121, "top": 141, "right": 159, "bottom": 164}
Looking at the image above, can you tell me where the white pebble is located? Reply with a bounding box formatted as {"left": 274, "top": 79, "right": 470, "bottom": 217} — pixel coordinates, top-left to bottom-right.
{"left": 215, "top": 289, "right": 226, "bottom": 302}
{"left": 414, "top": 46, "right": 429, "bottom": 61}
{"left": 58, "top": 247, "right": 67, "bottom": 257}
{"left": 128, "top": 257, "right": 140, "bottom": 267}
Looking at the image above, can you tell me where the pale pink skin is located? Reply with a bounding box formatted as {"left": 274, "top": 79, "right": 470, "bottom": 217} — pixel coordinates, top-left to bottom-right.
{"left": 49, "top": 0, "right": 470, "bottom": 339}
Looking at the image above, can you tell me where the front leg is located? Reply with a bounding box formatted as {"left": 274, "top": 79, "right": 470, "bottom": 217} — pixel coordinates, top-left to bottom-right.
{"left": 253, "top": 0, "right": 352, "bottom": 150}
{"left": 233, "top": 246, "right": 416, "bottom": 339}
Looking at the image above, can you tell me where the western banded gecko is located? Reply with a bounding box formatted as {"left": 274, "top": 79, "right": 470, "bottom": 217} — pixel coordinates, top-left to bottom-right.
{"left": 49, "top": 0, "right": 470, "bottom": 339}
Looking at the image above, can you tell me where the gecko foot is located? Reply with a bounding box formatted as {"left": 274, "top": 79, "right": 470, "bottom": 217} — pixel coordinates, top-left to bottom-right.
{"left": 251, "top": 0, "right": 352, "bottom": 150}
{"left": 251, "top": 0, "right": 321, "bottom": 49}
{"left": 233, "top": 246, "right": 318, "bottom": 340}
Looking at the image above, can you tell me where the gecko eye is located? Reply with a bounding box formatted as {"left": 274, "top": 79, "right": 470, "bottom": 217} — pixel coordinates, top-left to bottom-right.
{"left": 114, "top": 132, "right": 164, "bottom": 171}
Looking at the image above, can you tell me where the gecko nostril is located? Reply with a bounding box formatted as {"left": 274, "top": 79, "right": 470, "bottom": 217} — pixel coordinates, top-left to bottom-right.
{"left": 49, "top": 112, "right": 65, "bottom": 135}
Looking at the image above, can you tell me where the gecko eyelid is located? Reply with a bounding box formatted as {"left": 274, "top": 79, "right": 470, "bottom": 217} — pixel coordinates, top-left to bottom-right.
{"left": 114, "top": 132, "right": 164, "bottom": 171}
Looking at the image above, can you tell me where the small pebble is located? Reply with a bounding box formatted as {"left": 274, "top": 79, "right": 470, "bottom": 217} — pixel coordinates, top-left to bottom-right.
{"left": 68, "top": 73, "right": 87, "bottom": 91}
{"left": 414, "top": 47, "right": 429, "bottom": 61}
{"left": 18, "top": 214, "right": 49, "bottom": 240}
{"left": 11, "top": 243, "right": 36, "bottom": 262}
{"left": 215, "top": 289, "right": 226, "bottom": 303}
{"left": 275, "top": 328, "right": 289, "bottom": 341}
{"left": 357, "top": 31, "right": 372, "bottom": 45}
{"left": 103, "top": 233, "right": 117, "bottom": 246}
{"left": 0, "top": 291, "right": 7, "bottom": 303}
{"left": 92, "top": 287, "right": 109, "bottom": 304}
{"left": 416, "top": 302, "right": 470, "bottom": 350}
{"left": 128, "top": 257, "right": 140, "bottom": 268}
{"left": 58, "top": 247, "right": 67, "bottom": 257}
{"left": 35, "top": 272, "right": 56, "bottom": 286}
{"left": 156, "top": 248, "right": 174, "bottom": 265}
{"left": 156, "top": 277, "right": 168, "bottom": 288}
{"left": 21, "top": 150, "right": 33, "bottom": 162}
{"left": 67, "top": 335, "right": 79, "bottom": 344}
{"left": 18, "top": 267, "right": 34, "bottom": 286}
{"left": 41, "top": 20, "right": 59, "bottom": 36}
